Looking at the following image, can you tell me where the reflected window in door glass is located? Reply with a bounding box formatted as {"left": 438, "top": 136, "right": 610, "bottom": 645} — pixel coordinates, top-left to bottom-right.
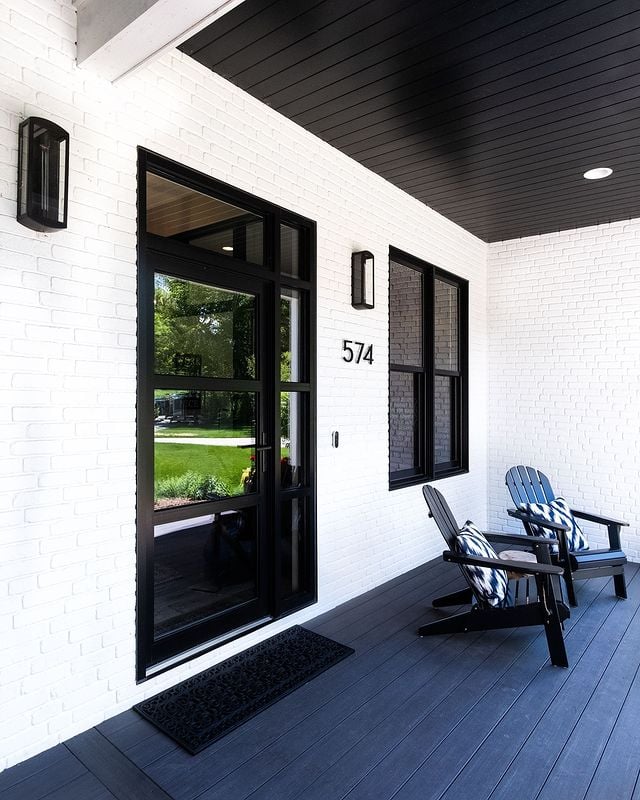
{"left": 280, "top": 391, "right": 307, "bottom": 489}
{"left": 280, "top": 288, "right": 305, "bottom": 382}
{"left": 154, "top": 390, "right": 256, "bottom": 509}
{"left": 146, "top": 173, "right": 264, "bottom": 265}
{"left": 154, "top": 274, "right": 256, "bottom": 379}
{"left": 153, "top": 508, "right": 258, "bottom": 637}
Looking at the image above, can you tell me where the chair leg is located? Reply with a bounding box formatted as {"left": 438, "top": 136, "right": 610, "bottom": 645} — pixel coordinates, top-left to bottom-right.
{"left": 541, "top": 579, "right": 569, "bottom": 668}
{"left": 543, "top": 613, "right": 569, "bottom": 668}
{"left": 432, "top": 587, "right": 474, "bottom": 608}
{"left": 614, "top": 572, "right": 627, "bottom": 600}
{"left": 563, "top": 567, "right": 577, "bottom": 607}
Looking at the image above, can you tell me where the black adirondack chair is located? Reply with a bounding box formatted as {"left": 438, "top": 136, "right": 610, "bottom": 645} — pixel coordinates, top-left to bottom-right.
{"left": 505, "top": 465, "right": 628, "bottom": 607}
{"left": 421, "top": 484, "right": 570, "bottom": 668}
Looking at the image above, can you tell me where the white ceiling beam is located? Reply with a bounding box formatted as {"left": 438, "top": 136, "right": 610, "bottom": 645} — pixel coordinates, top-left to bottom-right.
{"left": 75, "top": 0, "right": 246, "bottom": 84}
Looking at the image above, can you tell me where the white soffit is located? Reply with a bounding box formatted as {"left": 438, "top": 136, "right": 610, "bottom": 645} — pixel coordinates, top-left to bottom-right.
{"left": 74, "top": 0, "right": 247, "bottom": 83}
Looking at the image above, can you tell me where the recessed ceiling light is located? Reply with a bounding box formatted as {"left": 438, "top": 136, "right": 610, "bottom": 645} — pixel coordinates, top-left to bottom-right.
{"left": 222, "top": 246, "right": 234, "bottom": 251}
{"left": 583, "top": 167, "right": 613, "bottom": 180}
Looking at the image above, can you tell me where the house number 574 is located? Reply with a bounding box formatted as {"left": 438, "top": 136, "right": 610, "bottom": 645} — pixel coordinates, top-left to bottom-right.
{"left": 342, "top": 339, "right": 374, "bottom": 364}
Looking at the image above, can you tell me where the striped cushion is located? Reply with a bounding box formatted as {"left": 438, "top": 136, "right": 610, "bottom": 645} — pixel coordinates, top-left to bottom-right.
{"left": 518, "top": 496, "right": 589, "bottom": 552}
{"left": 455, "top": 521, "right": 509, "bottom": 608}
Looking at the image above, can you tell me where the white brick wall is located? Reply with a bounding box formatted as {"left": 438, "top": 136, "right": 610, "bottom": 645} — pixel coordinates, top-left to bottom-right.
{"left": 487, "top": 221, "right": 640, "bottom": 557}
{"left": 0, "top": 0, "right": 488, "bottom": 769}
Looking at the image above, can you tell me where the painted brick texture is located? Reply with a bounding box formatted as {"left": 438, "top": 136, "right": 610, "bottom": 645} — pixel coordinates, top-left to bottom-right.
{"left": 0, "top": 0, "right": 488, "bottom": 769}
{"left": 487, "top": 221, "right": 640, "bottom": 558}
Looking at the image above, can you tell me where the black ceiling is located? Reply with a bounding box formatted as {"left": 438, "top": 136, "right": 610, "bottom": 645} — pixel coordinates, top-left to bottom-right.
{"left": 181, "top": 0, "right": 640, "bottom": 242}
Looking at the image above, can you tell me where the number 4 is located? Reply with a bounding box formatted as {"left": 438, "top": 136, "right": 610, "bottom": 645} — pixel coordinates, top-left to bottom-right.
{"left": 363, "top": 344, "right": 373, "bottom": 364}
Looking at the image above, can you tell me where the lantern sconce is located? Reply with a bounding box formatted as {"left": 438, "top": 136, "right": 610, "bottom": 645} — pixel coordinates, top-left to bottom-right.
{"left": 351, "top": 250, "right": 374, "bottom": 309}
{"left": 17, "top": 117, "right": 69, "bottom": 232}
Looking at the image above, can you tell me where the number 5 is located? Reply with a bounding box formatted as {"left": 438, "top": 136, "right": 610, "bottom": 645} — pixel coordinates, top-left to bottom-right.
{"left": 342, "top": 339, "right": 354, "bottom": 362}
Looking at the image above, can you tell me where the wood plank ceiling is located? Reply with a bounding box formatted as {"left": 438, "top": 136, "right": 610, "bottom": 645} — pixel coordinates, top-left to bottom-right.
{"left": 181, "top": 0, "right": 640, "bottom": 242}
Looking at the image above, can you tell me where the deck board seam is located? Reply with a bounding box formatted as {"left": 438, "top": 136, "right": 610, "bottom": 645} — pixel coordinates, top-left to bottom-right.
{"left": 137, "top": 569, "right": 465, "bottom": 774}
{"left": 340, "top": 573, "right": 614, "bottom": 800}
{"left": 64, "top": 728, "right": 173, "bottom": 800}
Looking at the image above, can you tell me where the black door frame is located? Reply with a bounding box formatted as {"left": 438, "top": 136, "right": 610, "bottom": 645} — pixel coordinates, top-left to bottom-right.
{"left": 136, "top": 149, "right": 317, "bottom": 680}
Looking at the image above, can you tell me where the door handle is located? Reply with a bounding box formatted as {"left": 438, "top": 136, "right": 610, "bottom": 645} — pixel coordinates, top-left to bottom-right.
{"left": 236, "top": 444, "right": 272, "bottom": 451}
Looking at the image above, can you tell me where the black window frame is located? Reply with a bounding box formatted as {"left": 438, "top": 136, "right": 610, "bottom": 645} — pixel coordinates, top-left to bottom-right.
{"left": 388, "top": 247, "right": 468, "bottom": 489}
{"left": 136, "top": 148, "right": 317, "bottom": 680}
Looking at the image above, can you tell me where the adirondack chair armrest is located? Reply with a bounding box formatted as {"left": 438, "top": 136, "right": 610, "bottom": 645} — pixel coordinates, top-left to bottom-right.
{"left": 570, "top": 509, "right": 627, "bottom": 550}
{"left": 442, "top": 550, "right": 564, "bottom": 577}
{"left": 506, "top": 508, "right": 570, "bottom": 533}
{"left": 570, "top": 509, "right": 629, "bottom": 527}
{"left": 507, "top": 508, "right": 572, "bottom": 558}
{"left": 483, "top": 531, "right": 558, "bottom": 549}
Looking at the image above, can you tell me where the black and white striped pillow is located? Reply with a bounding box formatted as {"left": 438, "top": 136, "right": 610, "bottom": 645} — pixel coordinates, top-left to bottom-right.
{"left": 455, "top": 521, "right": 509, "bottom": 608}
{"left": 519, "top": 496, "right": 589, "bottom": 552}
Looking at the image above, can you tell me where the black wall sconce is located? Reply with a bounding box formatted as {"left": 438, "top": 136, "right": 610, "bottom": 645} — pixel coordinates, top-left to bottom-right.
{"left": 17, "top": 117, "right": 69, "bottom": 232}
{"left": 351, "top": 250, "right": 375, "bottom": 309}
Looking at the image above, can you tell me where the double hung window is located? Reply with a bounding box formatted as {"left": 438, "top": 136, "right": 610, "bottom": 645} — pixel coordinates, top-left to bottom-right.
{"left": 389, "top": 248, "right": 468, "bottom": 487}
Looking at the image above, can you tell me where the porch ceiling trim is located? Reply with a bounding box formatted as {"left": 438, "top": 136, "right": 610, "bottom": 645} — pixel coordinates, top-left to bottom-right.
{"left": 74, "top": 0, "right": 247, "bottom": 83}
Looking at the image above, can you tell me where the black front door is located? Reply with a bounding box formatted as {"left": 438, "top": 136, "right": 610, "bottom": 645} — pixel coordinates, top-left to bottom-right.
{"left": 136, "top": 152, "right": 316, "bottom": 678}
{"left": 146, "top": 256, "right": 274, "bottom": 667}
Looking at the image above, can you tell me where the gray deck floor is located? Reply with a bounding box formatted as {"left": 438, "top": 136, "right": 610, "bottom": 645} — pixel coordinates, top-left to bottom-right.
{"left": 3, "top": 559, "right": 640, "bottom": 800}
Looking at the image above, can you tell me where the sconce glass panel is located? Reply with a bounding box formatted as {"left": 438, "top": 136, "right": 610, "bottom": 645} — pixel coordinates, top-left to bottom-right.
{"left": 351, "top": 250, "right": 374, "bottom": 308}
{"left": 17, "top": 117, "right": 69, "bottom": 232}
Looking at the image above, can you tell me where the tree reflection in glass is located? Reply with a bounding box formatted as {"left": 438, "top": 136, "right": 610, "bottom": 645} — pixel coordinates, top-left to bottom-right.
{"left": 154, "top": 274, "right": 255, "bottom": 379}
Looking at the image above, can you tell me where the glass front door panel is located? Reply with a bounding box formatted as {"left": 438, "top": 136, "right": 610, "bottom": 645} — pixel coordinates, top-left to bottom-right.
{"left": 280, "top": 288, "right": 305, "bottom": 382}
{"left": 280, "top": 497, "right": 307, "bottom": 598}
{"left": 153, "top": 507, "right": 258, "bottom": 638}
{"left": 280, "top": 391, "right": 307, "bottom": 489}
{"left": 154, "top": 274, "right": 256, "bottom": 379}
{"left": 139, "top": 156, "right": 316, "bottom": 677}
{"left": 154, "top": 390, "right": 256, "bottom": 509}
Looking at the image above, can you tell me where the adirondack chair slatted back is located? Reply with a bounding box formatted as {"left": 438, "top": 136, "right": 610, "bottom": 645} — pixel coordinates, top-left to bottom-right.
{"left": 422, "top": 484, "right": 495, "bottom": 608}
{"left": 505, "top": 463, "right": 628, "bottom": 606}
{"left": 422, "top": 484, "right": 460, "bottom": 549}
{"left": 506, "top": 465, "right": 555, "bottom": 507}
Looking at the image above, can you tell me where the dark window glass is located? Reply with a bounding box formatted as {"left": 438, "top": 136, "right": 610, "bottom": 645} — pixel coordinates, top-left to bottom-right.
{"left": 281, "top": 223, "right": 306, "bottom": 279}
{"left": 153, "top": 507, "right": 258, "bottom": 636}
{"left": 389, "top": 372, "right": 419, "bottom": 473}
{"left": 390, "top": 261, "right": 423, "bottom": 367}
{"left": 280, "top": 497, "right": 307, "bottom": 598}
{"left": 434, "top": 279, "right": 459, "bottom": 371}
{"left": 434, "top": 375, "right": 455, "bottom": 465}
{"left": 389, "top": 251, "right": 467, "bottom": 486}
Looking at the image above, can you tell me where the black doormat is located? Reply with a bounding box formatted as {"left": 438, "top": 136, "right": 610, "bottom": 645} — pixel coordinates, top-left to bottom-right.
{"left": 133, "top": 626, "right": 354, "bottom": 754}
